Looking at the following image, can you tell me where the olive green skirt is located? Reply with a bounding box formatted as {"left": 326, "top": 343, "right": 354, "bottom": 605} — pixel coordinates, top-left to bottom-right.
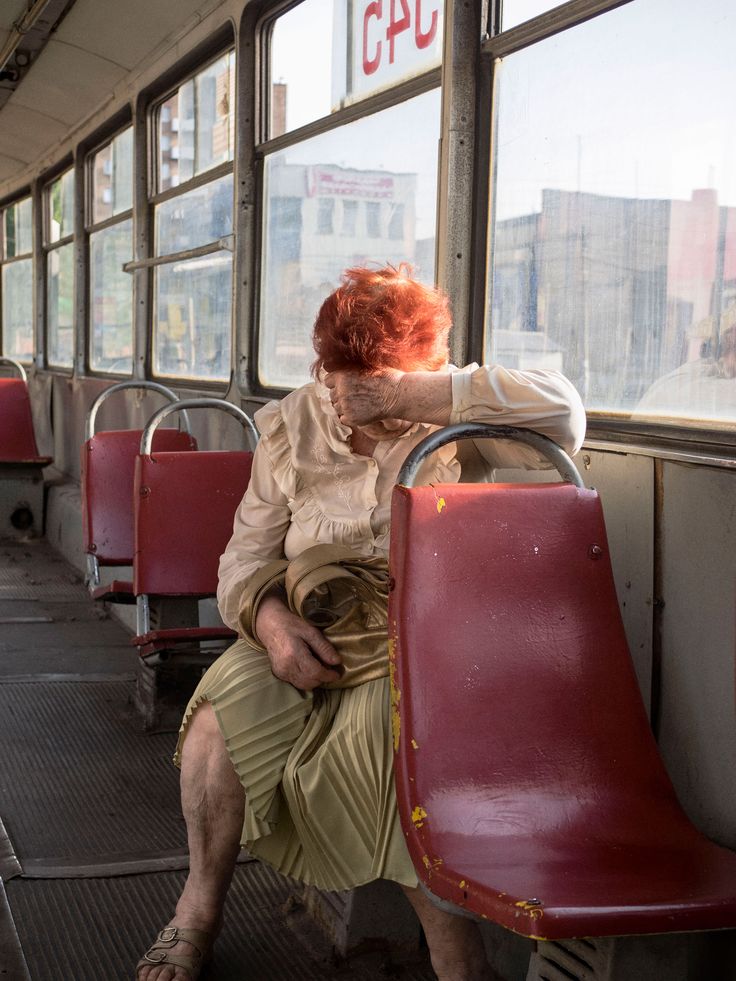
{"left": 174, "top": 639, "right": 417, "bottom": 892}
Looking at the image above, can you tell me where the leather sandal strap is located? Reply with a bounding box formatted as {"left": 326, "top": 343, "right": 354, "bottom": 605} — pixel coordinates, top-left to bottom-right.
{"left": 138, "top": 926, "right": 213, "bottom": 974}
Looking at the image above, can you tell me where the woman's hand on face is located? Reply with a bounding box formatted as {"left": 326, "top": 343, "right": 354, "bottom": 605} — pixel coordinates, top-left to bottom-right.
{"left": 255, "top": 594, "right": 342, "bottom": 691}
{"left": 324, "top": 368, "right": 405, "bottom": 428}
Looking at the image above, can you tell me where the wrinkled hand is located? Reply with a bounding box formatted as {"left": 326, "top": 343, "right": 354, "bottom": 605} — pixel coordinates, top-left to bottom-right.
{"left": 255, "top": 594, "right": 342, "bottom": 691}
{"left": 324, "top": 369, "right": 406, "bottom": 428}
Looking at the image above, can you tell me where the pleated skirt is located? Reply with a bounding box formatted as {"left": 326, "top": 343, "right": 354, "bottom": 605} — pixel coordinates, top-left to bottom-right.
{"left": 174, "top": 639, "right": 418, "bottom": 892}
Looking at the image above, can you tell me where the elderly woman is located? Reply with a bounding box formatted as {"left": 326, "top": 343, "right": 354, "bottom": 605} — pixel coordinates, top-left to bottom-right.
{"left": 137, "top": 266, "right": 586, "bottom": 981}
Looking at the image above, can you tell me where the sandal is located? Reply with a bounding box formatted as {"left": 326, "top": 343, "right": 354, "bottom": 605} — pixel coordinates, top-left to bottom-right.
{"left": 136, "top": 926, "right": 214, "bottom": 979}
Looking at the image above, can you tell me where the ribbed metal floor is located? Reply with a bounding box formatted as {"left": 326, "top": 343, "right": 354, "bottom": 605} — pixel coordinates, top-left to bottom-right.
{"left": 0, "top": 538, "right": 437, "bottom": 980}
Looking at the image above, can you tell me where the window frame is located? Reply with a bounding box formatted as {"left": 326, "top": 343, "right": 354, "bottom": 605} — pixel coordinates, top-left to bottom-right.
{"left": 477, "top": 0, "right": 736, "bottom": 461}
{"left": 84, "top": 123, "right": 135, "bottom": 377}
{"left": 250, "top": 0, "right": 443, "bottom": 397}
{"left": 0, "top": 191, "right": 35, "bottom": 364}
{"left": 42, "top": 163, "right": 76, "bottom": 372}
{"left": 141, "top": 42, "right": 237, "bottom": 387}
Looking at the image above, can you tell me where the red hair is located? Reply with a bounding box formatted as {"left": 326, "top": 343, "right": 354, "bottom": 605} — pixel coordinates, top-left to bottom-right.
{"left": 311, "top": 265, "right": 451, "bottom": 376}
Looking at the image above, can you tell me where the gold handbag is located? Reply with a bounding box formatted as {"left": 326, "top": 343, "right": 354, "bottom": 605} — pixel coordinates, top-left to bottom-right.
{"left": 237, "top": 545, "right": 390, "bottom": 689}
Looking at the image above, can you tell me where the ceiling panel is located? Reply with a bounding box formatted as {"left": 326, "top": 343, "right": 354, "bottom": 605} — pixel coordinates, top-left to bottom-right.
{"left": 54, "top": 0, "right": 212, "bottom": 72}
{"left": 0, "top": 103, "right": 70, "bottom": 162}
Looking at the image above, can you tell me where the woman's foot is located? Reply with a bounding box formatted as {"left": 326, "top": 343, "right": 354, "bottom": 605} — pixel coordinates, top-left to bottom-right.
{"left": 136, "top": 907, "right": 221, "bottom": 981}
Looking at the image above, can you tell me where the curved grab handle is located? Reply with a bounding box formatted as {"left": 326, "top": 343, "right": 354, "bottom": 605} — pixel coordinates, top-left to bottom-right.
{"left": 139, "top": 398, "right": 259, "bottom": 455}
{"left": 0, "top": 357, "right": 27, "bottom": 383}
{"left": 86, "top": 380, "right": 189, "bottom": 440}
{"left": 397, "top": 423, "right": 585, "bottom": 489}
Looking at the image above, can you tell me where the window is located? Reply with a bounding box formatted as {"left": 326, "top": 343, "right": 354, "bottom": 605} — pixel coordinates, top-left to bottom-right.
{"left": 1, "top": 196, "right": 33, "bottom": 362}
{"left": 259, "top": 0, "right": 443, "bottom": 389}
{"left": 44, "top": 169, "right": 74, "bottom": 368}
{"left": 485, "top": 0, "right": 736, "bottom": 427}
{"left": 500, "top": 2, "right": 568, "bottom": 31}
{"left": 88, "top": 127, "right": 134, "bottom": 373}
{"left": 151, "top": 50, "right": 235, "bottom": 382}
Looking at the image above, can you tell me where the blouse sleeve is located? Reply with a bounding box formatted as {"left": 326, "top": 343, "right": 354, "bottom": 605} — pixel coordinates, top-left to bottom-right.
{"left": 216, "top": 402, "right": 293, "bottom": 631}
{"left": 449, "top": 364, "right": 586, "bottom": 469}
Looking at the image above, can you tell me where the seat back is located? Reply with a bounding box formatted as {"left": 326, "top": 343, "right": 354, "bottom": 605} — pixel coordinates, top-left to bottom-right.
{"left": 0, "top": 378, "right": 45, "bottom": 462}
{"left": 134, "top": 450, "right": 253, "bottom": 597}
{"left": 81, "top": 429, "right": 197, "bottom": 565}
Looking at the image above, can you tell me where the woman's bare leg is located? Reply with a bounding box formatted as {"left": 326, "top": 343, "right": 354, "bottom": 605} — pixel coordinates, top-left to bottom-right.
{"left": 137, "top": 701, "right": 245, "bottom": 980}
{"left": 402, "top": 886, "right": 499, "bottom": 981}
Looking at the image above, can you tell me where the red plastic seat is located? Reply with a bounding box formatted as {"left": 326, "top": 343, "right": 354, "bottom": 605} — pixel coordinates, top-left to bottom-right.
{"left": 81, "top": 381, "right": 196, "bottom": 604}
{"left": 81, "top": 429, "right": 197, "bottom": 602}
{"left": 132, "top": 398, "right": 256, "bottom": 662}
{"left": 0, "top": 378, "right": 52, "bottom": 465}
{"left": 389, "top": 425, "right": 736, "bottom": 941}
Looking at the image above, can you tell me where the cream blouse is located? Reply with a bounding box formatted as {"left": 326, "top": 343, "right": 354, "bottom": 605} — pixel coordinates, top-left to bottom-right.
{"left": 217, "top": 363, "right": 586, "bottom": 630}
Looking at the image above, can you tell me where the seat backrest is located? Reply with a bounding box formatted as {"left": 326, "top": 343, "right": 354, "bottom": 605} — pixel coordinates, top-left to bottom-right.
{"left": 0, "top": 378, "right": 43, "bottom": 461}
{"left": 81, "top": 429, "right": 197, "bottom": 565}
{"left": 134, "top": 450, "right": 253, "bottom": 596}
{"left": 389, "top": 481, "right": 680, "bottom": 848}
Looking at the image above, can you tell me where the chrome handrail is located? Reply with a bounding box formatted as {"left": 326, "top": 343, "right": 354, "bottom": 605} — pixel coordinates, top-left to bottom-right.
{"left": 85, "top": 381, "right": 189, "bottom": 440}
{"left": 0, "top": 357, "right": 27, "bottom": 383}
{"left": 139, "top": 398, "right": 259, "bottom": 455}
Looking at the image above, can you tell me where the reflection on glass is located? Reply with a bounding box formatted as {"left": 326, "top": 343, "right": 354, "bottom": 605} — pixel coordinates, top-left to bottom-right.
{"left": 270, "top": 0, "right": 442, "bottom": 137}
{"left": 2, "top": 259, "right": 33, "bottom": 360}
{"left": 92, "top": 128, "right": 133, "bottom": 224}
{"left": 487, "top": 0, "right": 736, "bottom": 423}
{"left": 156, "top": 174, "right": 233, "bottom": 254}
{"left": 90, "top": 219, "right": 133, "bottom": 373}
{"left": 158, "top": 51, "right": 234, "bottom": 192}
{"left": 4, "top": 197, "right": 33, "bottom": 257}
{"left": 259, "top": 88, "right": 440, "bottom": 388}
{"left": 47, "top": 242, "right": 74, "bottom": 367}
{"left": 501, "top": 1, "right": 565, "bottom": 31}
{"left": 48, "top": 170, "right": 74, "bottom": 243}
{"left": 154, "top": 253, "right": 231, "bottom": 381}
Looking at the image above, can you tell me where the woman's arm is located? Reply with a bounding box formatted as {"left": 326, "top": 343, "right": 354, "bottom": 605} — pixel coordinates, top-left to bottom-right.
{"left": 324, "top": 364, "right": 586, "bottom": 458}
{"left": 218, "top": 424, "right": 342, "bottom": 690}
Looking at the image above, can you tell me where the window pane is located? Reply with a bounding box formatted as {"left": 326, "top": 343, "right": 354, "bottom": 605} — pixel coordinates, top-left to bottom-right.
{"left": 259, "top": 87, "right": 440, "bottom": 388}
{"left": 48, "top": 169, "right": 74, "bottom": 243}
{"left": 501, "top": 1, "right": 565, "bottom": 31}
{"left": 487, "top": 0, "right": 736, "bottom": 425}
{"left": 270, "top": 0, "right": 442, "bottom": 137}
{"left": 89, "top": 219, "right": 133, "bottom": 373}
{"left": 2, "top": 259, "right": 33, "bottom": 361}
{"left": 157, "top": 52, "right": 234, "bottom": 192}
{"left": 92, "top": 128, "right": 133, "bottom": 224}
{"left": 4, "top": 197, "right": 33, "bottom": 258}
{"left": 153, "top": 253, "right": 231, "bottom": 380}
{"left": 155, "top": 174, "right": 232, "bottom": 255}
{"left": 47, "top": 243, "right": 74, "bottom": 367}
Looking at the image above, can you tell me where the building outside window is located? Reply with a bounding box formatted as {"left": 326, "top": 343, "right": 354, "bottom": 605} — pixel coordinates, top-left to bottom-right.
{"left": 1, "top": 195, "right": 33, "bottom": 362}
{"left": 259, "top": 0, "right": 443, "bottom": 389}
{"left": 151, "top": 49, "right": 235, "bottom": 382}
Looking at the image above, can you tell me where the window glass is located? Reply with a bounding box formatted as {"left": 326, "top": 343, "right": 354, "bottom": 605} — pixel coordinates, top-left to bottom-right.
{"left": 89, "top": 219, "right": 133, "bottom": 373}
{"left": 48, "top": 169, "right": 74, "bottom": 243}
{"left": 270, "top": 0, "right": 442, "bottom": 137}
{"left": 158, "top": 51, "right": 235, "bottom": 192}
{"left": 2, "top": 259, "right": 33, "bottom": 360}
{"left": 155, "top": 174, "right": 232, "bottom": 254}
{"left": 154, "top": 253, "right": 231, "bottom": 380}
{"left": 259, "top": 87, "right": 440, "bottom": 388}
{"left": 4, "top": 197, "right": 32, "bottom": 257}
{"left": 92, "top": 127, "right": 133, "bottom": 224}
{"left": 47, "top": 241, "right": 74, "bottom": 367}
{"left": 486, "top": 0, "right": 736, "bottom": 424}
{"left": 501, "top": 1, "right": 566, "bottom": 31}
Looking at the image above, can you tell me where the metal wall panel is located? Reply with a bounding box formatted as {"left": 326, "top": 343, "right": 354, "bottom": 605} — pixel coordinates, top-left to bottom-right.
{"left": 658, "top": 461, "right": 736, "bottom": 846}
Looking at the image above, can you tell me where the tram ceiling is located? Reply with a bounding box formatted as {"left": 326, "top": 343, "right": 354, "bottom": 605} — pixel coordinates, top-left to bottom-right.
{"left": 0, "top": 0, "right": 220, "bottom": 194}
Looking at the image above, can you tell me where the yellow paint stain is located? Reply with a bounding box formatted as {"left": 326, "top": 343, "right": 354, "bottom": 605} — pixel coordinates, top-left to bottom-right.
{"left": 411, "top": 738, "right": 419, "bottom": 750}
{"left": 411, "top": 805, "right": 428, "bottom": 829}
{"left": 436, "top": 496, "right": 446, "bottom": 513}
{"left": 459, "top": 880, "right": 467, "bottom": 890}
{"left": 421, "top": 854, "right": 443, "bottom": 870}
{"left": 514, "top": 900, "right": 544, "bottom": 920}
{"left": 389, "top": 655, "right": 401, "bottom": 751}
